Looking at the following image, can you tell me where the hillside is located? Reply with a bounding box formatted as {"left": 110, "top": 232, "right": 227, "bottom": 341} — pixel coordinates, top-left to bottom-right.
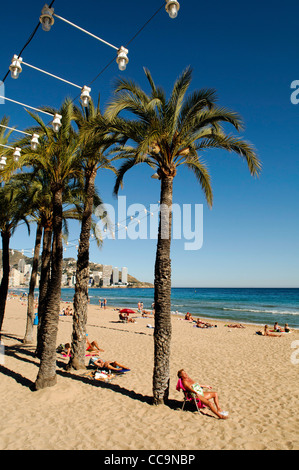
{"left": 0, "top": 250, "right": 153, "bottom": 288}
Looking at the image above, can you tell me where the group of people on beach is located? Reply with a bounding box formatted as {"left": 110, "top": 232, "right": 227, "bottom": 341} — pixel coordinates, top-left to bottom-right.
{"left": 184, "top": 312, "right": 217, "bottom": 328}
{"left": 61, "top": 306, "right": 73, "bottom": 316}
{"left": 99, "top": 298, "right": 107, "bottom": 309}
{"left": 184, "top": 311, "right": 293, "bottom": 336}
{"left": 256, "top": 322, "right": 291, "bottom": 337}
{"left": 57, "top": 334, "right": 130, "bottom": 373}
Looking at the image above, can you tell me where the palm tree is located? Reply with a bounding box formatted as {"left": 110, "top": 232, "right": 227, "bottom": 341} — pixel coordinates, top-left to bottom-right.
{"left": 0, "top": 178, "right": 31, "bottom": 337}
{"left": 66, "top": 98, "right": 120, "bottom": 371}
{"left": 104, "top": 67, "right": 261, "bottom": 404}
{"left": 9, "top": 171, "right": 51, "bottom": 344}
{"left": 19, "top": 99, "right": 81, "bottom": 389}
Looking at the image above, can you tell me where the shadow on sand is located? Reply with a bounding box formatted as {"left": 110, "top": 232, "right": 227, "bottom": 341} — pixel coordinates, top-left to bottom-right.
{"left": 0, "top": 334, "right": 187, "bottom": 412}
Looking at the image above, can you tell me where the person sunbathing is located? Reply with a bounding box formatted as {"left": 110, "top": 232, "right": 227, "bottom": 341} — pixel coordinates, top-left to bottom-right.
{"left": 185, "top": 312, "right": 194, "bottom": 321}
{"left": 86, "top": 335, "right": 104, "bottom": 354}
{"left": 274, "top": 322, "right": 283, "bottom": 332}
{"left": 89, "top": 356, "right": 129, "bottom": 372}
{"left": 177, "top": 369, "right": 228, "bottom": 419}
{"left": 225, "top": 323, "right": 245, "bottom": 328}
{"left": 284, "top": 323, "right": 291, "bottom": 333}
{"left": 256, "top": 325, "right": 282, "bottom": 337}
{"left": 195, "top": 319, "right": 217, "bottom": 328}
{"left": 57, "top": 342, "right": 71, "bottom": 356}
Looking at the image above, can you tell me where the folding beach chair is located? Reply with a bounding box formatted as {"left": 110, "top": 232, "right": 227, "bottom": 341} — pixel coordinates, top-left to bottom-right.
{"left": 176, "top": 379, "right": 206, "bottom": 414}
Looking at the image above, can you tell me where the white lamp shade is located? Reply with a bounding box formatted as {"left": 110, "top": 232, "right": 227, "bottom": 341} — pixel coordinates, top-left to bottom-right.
{"left": 116, "top": 46, "right": 129, "bottom": 71}
{"left": 31, "top": 133, "right": 39, "bottom": 150}
{"left": 39, "top": 4, "right": 55, "bottom": 31}
{"left": 9, "top": 55, "right": 23, "bottom": 79}
{"left": 52, "top": 113, "right": 62, "bottom": 132}
{"left": 0, "top": 156, "right": 7, "bottom": 169}
{"left": 165, "top": 0, "right": 180, "bottom": 18}
{"left": 80, "top": 85, "right": 91, "bottom": 107}
{"left": 13, "top": 147, "right": 21, "bottom": 161}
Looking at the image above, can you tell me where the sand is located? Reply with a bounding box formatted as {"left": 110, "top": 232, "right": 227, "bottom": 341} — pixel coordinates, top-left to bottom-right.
{"left": 0, "top": 295, "right": 298, "bottom": 451}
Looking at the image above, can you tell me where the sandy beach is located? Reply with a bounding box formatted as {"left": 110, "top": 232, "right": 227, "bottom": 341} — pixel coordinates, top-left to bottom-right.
{"left": 0, "top": 295, "right": 298, "bottom": 451}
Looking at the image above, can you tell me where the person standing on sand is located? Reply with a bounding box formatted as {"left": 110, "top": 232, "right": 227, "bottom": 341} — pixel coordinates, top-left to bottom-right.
{"left": 104, "top": 298, "right": 107, "bottom": 309}
{"left": 177, "top": 369, "right": 229, "bottom": 419}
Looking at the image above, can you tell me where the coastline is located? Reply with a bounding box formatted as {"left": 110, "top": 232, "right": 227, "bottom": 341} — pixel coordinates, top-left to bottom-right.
{"left": 1, "top": 295, "right": 299, "bottom": 450}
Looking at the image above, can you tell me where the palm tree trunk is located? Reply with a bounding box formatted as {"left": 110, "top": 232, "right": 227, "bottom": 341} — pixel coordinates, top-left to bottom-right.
{"left": 35, "top": 225, "right": 52, "bottom": 358}
{"left": 0, "top": 231, "right": 11, "bottom": 339}
{"left": 35, "top": 186, "right": 63, "bottom": 390}
{"left": 23, "top": 222, "right": 42, "bottom": 344}
{"left": 153, "top": 176, "right": 173, "bottom": 405}
{"left": 67, "top": 168, "right": 97, "bottom": 371}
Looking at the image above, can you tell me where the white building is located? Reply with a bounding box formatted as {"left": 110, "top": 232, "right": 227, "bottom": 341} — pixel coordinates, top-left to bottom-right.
{"left": 18, "top": 258, "right": 25, "bottom": 273}
{"left": 112, "top": 267, "right": 119, "bottom": 285}
{"left": 102, "top": 265, "right": 112, "bottom": 287}
{"left": 121, "top": 267, "right": 128, "bottom": 285}
{"left": 9, "top": 268, "right": 21, "bottom": 287}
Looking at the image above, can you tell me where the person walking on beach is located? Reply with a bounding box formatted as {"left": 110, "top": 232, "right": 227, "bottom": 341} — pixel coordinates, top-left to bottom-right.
{"left": 177, "top": 369, "right": 229, "bottom": 419}
{"left": 103, "top": 298, "right": 107, "bottom": 309}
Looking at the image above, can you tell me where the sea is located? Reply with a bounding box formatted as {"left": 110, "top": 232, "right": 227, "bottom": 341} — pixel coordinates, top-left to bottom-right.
{"left": 58, "top": 287, "right": 299, "bottom": 330}
{"left": 12, "top": 286, "right": 299, "bottom": 329}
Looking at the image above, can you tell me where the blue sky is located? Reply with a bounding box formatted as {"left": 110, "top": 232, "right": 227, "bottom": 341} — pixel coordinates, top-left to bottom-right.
{"left": 0, "top": 0, "right": 298, "bottom": 287}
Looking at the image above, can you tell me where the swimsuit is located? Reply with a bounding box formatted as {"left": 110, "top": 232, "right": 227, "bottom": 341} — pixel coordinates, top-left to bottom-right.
{"left": 191, "top": 383, "right": 204, "bottom": 396}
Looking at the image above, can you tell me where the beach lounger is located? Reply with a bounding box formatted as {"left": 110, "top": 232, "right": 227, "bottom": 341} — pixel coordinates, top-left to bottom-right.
{"left": 176, "top": 378, "right": 205, "bottom": 414}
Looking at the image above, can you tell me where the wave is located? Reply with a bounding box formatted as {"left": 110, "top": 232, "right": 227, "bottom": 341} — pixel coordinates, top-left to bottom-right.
{"left": 222, "top": 307, "right": 299, "bottom": 316}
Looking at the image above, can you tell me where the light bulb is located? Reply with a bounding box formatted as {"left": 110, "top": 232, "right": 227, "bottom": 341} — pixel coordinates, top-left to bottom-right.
{"left": 116, "top": 47, "right": 129, "bottom": 72}
{"left": 40, "top": 4, "right": 55, "bottom": 31}
{"left": 80, "top": 85, "right": 91, "bottom": 108}
{"left": 13, "top": 147, "right": 21, "bottom": 162}
{"left": 52, "top": 113, "right": 62, "bottom": 132}
{"left": 165, "top": 1, "right": 180, "bottom": 19}
{"left": 118, "top": 58, "right": 127, "bottom": 71}
{"left": 11, "top": 68, "right": 19, "bottom": 79}
{"left": 0, "top": 157, "right": 7, "bottom": 169}
{"left": 168, "top": 4, "right": 178, "bottom": 18}
{"left": 9, "top": 55, "right": 22, "bottom": 79}
{"left": 81, "top": 96, "right": 89, "bottom": 107}
{"left": 31, "top": 134, "right": 39, "bottom": 150}
{"left": 42, "top": 17, "right": 51, "bottom": 31}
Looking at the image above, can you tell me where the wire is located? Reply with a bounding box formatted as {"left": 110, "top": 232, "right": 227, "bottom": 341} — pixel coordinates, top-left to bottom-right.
{"left": 70, "top": 2, "right": 165, "bottom": 103}
{"left": 1, "top": 0, "right": 56, "bottom": 83}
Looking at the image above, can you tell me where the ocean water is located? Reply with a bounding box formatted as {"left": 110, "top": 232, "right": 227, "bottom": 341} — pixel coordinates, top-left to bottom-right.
{"left": 60, "top": 287, "right": 299, "bottom": 329}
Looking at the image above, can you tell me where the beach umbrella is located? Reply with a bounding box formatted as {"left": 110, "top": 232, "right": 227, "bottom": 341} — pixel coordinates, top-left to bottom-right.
{"left": 119, "top": 308, "right": 135, "bottom": 314}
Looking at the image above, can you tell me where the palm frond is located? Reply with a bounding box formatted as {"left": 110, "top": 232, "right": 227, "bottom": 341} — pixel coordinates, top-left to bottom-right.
{"left": 179, "top": 155, "right": 213, "bottom": 208}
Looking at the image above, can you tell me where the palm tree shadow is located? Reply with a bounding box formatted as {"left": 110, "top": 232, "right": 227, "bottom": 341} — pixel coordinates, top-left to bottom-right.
{"left": 57, "top": 367, "right": 154, "bottom": 405}
{"left": 1, "top": 342, "right": 181, "bottom": 411}
{"left": 0, "top": 364, "right": 33, "bottom": 388}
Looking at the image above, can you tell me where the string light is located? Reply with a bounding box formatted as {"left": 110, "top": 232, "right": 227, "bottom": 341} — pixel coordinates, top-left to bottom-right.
{"left": 0, "top": 94, "right": 61, "bottom": 132}
{"left": 0, "top": 156, "right": 7, "bottom": 170}
{"left": 0, "top": 124, "right": 40, "bottom": 150}
{"left": 13, "top": 147, "right": 21, "bottom": 162}
{"left": 9, "top": 55, "right": 92, "bottom": 108}
{"left": 39, "top": 4, "right": 129, "bottom": 72}
{"left": 0, "top": 143, "right": 22, "bottom": 167}
{"left": 165, "top": 0, "right": 180, "bottom": 19}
